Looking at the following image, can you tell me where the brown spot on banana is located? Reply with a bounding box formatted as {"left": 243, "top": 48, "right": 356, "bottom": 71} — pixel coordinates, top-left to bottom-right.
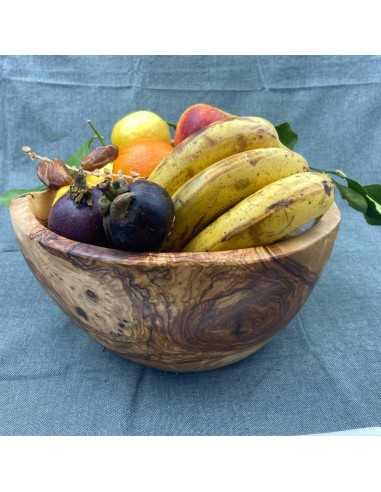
{"left": 322, "top": 180, "right": 333, "bottom": 196}
{"left": 267, "top": 198, "right": 295, "bottom": 210}
{"left": 233, "top": 178, "right": 251, "bottom": 190}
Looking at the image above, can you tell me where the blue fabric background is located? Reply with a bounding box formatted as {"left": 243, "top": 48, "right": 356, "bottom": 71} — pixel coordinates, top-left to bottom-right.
{"left": 0, "top": 55, "right": 380, "bottom": 435}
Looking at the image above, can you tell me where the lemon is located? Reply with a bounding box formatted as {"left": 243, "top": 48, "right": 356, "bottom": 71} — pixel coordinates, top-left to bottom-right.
{"left": 52, "top": 164, "right": 113, "bottom": 206}
{"left": 111, "top": 110, "right": 170, "bottom": 148}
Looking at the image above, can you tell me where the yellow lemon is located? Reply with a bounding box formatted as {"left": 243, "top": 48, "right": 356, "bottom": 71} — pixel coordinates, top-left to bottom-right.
{"left": 52, "top": 164, "right": 113, "bottom": 206}
{"left": 111, "top": 110, "right": 170, "bottom": 148}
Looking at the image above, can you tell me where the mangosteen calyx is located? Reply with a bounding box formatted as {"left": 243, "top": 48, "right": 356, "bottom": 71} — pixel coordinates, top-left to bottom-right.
{"left": 98, "top": 195, "right": 112, "bottom": 216}
{"left": 110, "top": 179, "right": 131, "bottom": 197}
{"left": 97, "top": 177, "right": 133, "bottom": 217}
{"left": 109, "top": 192, "right": 135, "bottom": 221}
{"left": 69, "top": 169, "right": 93, "bottom": 207}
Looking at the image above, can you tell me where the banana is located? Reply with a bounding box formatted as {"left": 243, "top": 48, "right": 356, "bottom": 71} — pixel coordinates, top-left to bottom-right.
{"left": 184, "top": 172, "right": 334, "bottom": 252}
{"left": 149, "top": 116, "right": 281, "bottom": 195}
{"left": 165, "top": 148, "right": 309, "bottom": 251}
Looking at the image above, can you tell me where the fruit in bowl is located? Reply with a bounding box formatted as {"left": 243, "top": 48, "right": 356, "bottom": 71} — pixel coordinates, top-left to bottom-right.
{"left": 100, "top": 178, "right": 175, "bottom": 252}
{"left": 4, "top": 103, "right": 379, "bottom": 371}
{"left": 112, "top": 138, "right": 173, "bottom": 178}
{"left": 111, "top": 110, "right": 171, "bottom": 148}
{"left": 48, "top": 180, "right": 107, "bottom": 246}
{"left": 174, "top": 103, "right": 231, "bottom": 145}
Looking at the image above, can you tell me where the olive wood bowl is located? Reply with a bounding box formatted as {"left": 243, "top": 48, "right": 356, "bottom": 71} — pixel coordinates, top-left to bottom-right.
{"left": 10, "top": 191, "right": 341, "bottom": 372}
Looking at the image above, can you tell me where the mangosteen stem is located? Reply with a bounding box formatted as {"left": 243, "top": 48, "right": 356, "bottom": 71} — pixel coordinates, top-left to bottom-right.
{"left": 73, "top": 169, "right": 87, "bottom": 189}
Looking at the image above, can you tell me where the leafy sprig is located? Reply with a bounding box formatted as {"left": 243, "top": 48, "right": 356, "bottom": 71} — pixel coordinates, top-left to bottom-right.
{"left": 314, "top": 169, "right": 381, "bottom": 225}
{"left": 275, "top": 122, "right": 381, "bottom": 226}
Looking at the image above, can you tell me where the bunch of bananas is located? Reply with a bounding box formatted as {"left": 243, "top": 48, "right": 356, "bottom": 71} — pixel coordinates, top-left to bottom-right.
{"left": 149, "top": 116, "right": 334, "bottom": 252}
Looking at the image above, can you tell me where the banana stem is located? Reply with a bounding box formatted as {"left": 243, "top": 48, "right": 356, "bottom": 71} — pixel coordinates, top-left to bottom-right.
{"left": 310, "top": 166, "right": 345, "bottom": 178}
{"left": 87, "top": 120, "right": 106, "bottom": 146}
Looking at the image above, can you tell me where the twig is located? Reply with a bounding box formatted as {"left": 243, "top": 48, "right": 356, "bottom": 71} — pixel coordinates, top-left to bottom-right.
{"left": 22, "top": 146, "right": 53, "bottom": 163}
{"left": 87, "top": 120, "right": 106, "bottom": 146}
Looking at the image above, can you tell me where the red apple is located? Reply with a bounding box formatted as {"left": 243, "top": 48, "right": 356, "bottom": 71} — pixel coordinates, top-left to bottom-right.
{"left": 174, "top": 103, "right": 231, "bottom": 145}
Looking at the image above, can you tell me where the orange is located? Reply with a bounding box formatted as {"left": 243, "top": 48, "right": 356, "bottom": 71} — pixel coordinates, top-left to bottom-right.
{"left": 113, "top": 138, "right": 173, "bottom": 178}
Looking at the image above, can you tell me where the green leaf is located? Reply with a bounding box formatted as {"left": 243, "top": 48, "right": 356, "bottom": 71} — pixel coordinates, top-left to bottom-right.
{"left": 364, "top": 184, "right": 381, "bottom": 203}
{"left": 345, "top": 179, "right": 381, "bottom": 223}
{"left": 0, "top": 185, "right": 46, "bottom": 206}
{"left": 65, "top": 137, "right": 96, "bottom": 168}
{"left": 365, "top": 195, "right": 381, "bottom": 224}
{"left": 328, "top": 170, "right": 381, "bottom": 225}
{"left": 365, "top": 214, "right": 381, "bottom": 225}
{"left": 275, "top": 122, "right": 298, "bottom": 149}
{"left": 333, "top": 179, "right": 368, "bottom": 213}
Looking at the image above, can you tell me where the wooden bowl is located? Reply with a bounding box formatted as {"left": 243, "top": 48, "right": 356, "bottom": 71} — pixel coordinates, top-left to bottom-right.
{"left": 10, "top": 191, "right": 341, "bottom": 372}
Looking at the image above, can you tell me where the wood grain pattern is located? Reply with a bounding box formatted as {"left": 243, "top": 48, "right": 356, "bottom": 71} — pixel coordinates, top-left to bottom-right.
{"left": 10, "top": 191, "right": 341, "bottom": 372}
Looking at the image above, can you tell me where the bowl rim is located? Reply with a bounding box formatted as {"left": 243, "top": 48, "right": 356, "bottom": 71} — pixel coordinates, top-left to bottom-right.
{"left": 10, "top": 191, "right": 341, "bottom": 267}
